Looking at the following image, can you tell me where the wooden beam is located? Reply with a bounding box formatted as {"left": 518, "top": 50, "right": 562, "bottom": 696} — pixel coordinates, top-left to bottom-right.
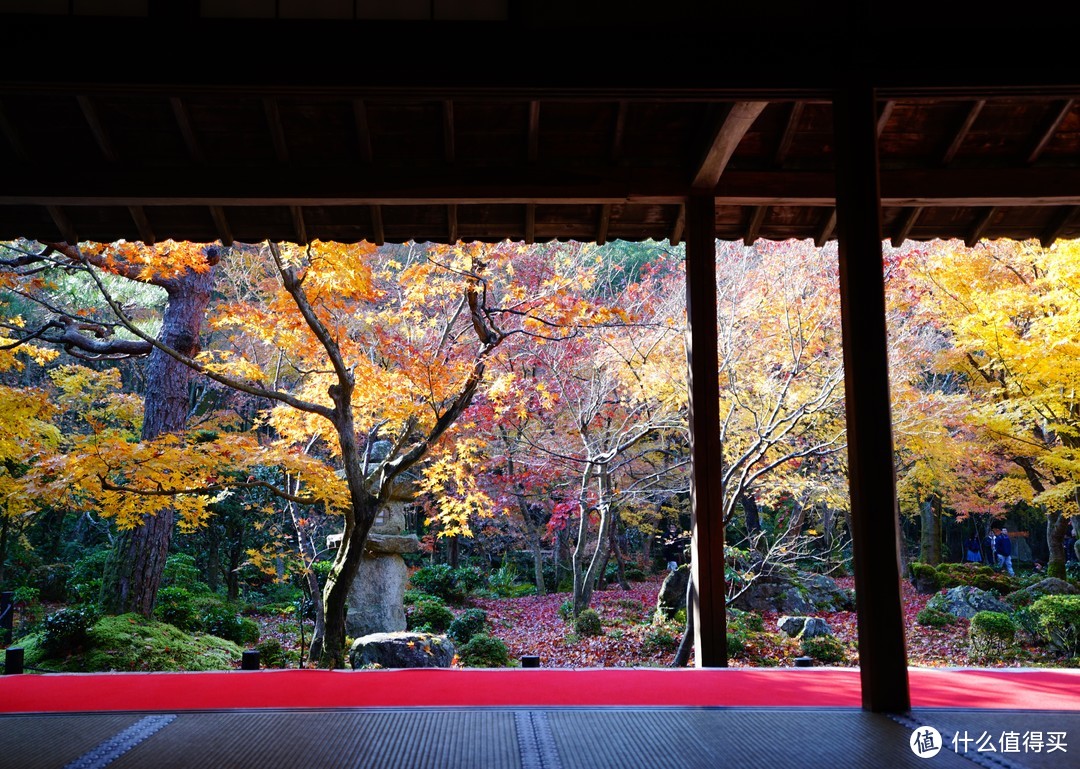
{"left": 670, "top": 203, "right": 686, "bottom": 246}
{"left": 814, "top": 208, "right": 836, "bottom": 247}
{"left": 290, "top": 205, "right": 307, "bottom": 244}
{"left": 966, "top": 207, "right": 996, "bottom": 247}
{"left": 263, "top": 98, "right": 289, "bottom": 163}
{"left": 0, "top": 99, "right": 29, "bottom": 161}
{"left": 596, "top": 204, "right": 611, "bottom": 245}
{"left": 353, "top": 99, "right": 373, "bottom": 163}
{"left": 169, "top": 96, "right": 205, "bottom": 163}
{"left": 685, "top": 192, "right": 725, "bottom": 668}
{"left": 525, "top": 203, "right": 535, "bottom": 244}
{"left": 1026, "top": 98, "right": 1074, "bottom": 164}
{"left": 527, "top": 100, "right": 540, "bottom": 163}
{"left": 691, "top": 102, "right": 768, "bottom": 189}
{"left": 940, "top": 99, "right": 984, "bottom": 166}
{"left": 1040, "top": 205, "right": 1077, "bottom": 248}
{"left": 209, "top": 205, "right": 233, "bottom": 246}
{"left": 832, "top": 83, "right": 909, "bottom": 714}
{"left": 128, "top": 205, "right": 155, "bottom": 245}
{"left": 447, "top": 203, "right": 458, "bottom": 243}
{"left": 46, "top": 205, "right": 78, "bottom": 244}
{"left": 890, "top": 207, "right": 922, "bottom": 247}
{"left": 443, "top": 100, "right": 456, "bottom": 164}
{"left": 369, "top": 204, "right": 384, "bottom": 246}
{"left": 876, "top": 99, "right": 895, "bottom": 137}
{"left": 76, "top": 95, "right": 119, "bottom": 162}
{"left": 773, "top": 101, "right": 804, "bottom": 166}
{"left": 611, "top": 100, "right": 628, "bottom": 162}
{"left": 743, "top": 205, "right": 767, "bottom": 246}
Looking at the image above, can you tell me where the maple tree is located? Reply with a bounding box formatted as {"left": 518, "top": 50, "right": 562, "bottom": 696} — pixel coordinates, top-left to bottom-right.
{"left": 903, "top": 238, "right": 1080, "bottom": 577}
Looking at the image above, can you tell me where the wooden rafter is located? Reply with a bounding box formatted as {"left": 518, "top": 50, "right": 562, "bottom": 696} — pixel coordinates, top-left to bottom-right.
{"left": 814, "top": 208, "right": 836, "bottom": 248}
{"left": 76, "top": 95, "right": 119, "bottom": 162}
{"left": 966, "top": 207, "right": 996, "bottom": 247}
{"left": 670, "top": 204, "right": 686, "bottom": 246}
{"left": 743, "top": 205, "right": 767, "bottom": 246}
{"left": 447, "top": 203, "right": 458, "bottom": 243}
{"left": 773, "top": 102, "right": 804, "bottom": 166}
{"left": 353, "top": 99, "right": 373, "bottom": 163}
{"left": 443, "top": 100, "right": 456, "bottom": 163}
{"left": 611, "top": 100, "right": 628, "bottom": 162}
{"left": 290, "top": 205, "right": 307, "bottom": 244}
{"left": 597, "top": 204, "right": 611, "bottom": 245}
{"left": 128, "top": 205, "right": 155, "bottom": 245}
{"left": 1026, "top": 98, "right": 1074, "bottom": 164}
{"left": 1040, "top": 205, "right": 1077, "bottom": 247}
{"left": 369, "top": 204, "right": 384, "bottom": 246}
{"left": 524, "top": 203, "right": 535, "bottom": 244}
{"left": 890, "top": 208, "right": 922, "bottom": 247}
{"left": 263, "top": 98, "right": 289, "bottom": 163}
{"left": 690, "top": 102, "right": 768, "bottom": 190}
{"left": 170, "top": 96, "right": 205, "bottom": 163}
{"left": 940, "top": 99, "right": 984, "bottom": 166}
{"left": 209, "top": 205, "right": 233, "bottom": 246}
{"left": 876, "top": 100, "right": 895, "bottom": 137}
{"left": 46, "top": 205, "right": 78, "bottom": 244}
{"left": 527, "top": 100, "right": 540, "bottom": 163}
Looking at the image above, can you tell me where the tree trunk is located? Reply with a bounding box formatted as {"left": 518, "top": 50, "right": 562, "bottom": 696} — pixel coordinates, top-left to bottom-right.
{"left": 530, "top": 532, "right": 547, "bottom": 597}
{"left": 672, "top": 572, "right": 695, "bottom": 667}
{"left": 918, "top": 496, "right": 943, "bottom": 565}
{"left": 608, "top": 515, "right": 630, "bottom": 590}
{"left": 101, "top": 265, "right": 216, "bottom": 617}
{"left": 574, "top": 465, "right": 613, "bottom": 615}
{"left": 1047, "top": 509, "right": 1070, "bottom": 579}
{"left": 741, "top": 494, "right": 761, "bottom": 534}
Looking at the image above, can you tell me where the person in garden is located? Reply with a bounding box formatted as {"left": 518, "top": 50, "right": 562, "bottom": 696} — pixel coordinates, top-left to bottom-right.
{"left": 995, "top": 527, "right": 1014, "bottom": 576}
{"left": 964, "top": 533, "right": 982, "bottom": 562}
{"left": 661, "top": 524, "right": 688, "bottom": 571}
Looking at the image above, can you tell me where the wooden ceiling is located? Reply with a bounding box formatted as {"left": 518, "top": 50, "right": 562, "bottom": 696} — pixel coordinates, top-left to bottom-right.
{"left": 2, "top": 9, "right": 1078, "bottom": 247}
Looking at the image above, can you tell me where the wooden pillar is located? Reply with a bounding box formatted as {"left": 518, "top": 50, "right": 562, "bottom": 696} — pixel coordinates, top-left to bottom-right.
{"left": 685, "top": 193, "right": 726, "bottom": 667}
{"left": 832, "top": 84, "right": 910, "bottom": 712}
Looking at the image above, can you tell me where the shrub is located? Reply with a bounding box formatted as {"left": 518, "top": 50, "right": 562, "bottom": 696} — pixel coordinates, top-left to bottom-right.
{"left": 256, "top": 638, "right": 286, "bottom": 668}
{"left": 457, "top": 634, "right": 511, "bottom": 667}
{"left": 408, "top": 564, "right": 482, "bottom": 604}
{"left": 624, "top": 565, "right": 647, "bottom": 582}
{"left": 801, "top": 635, "right": 847, "bottom": 664}
{"left": 41, "top": 606, "right": 100, "bottom": 656}
{"left": 32, "top": 563, "right": 73, "bottom": 602}
{"left": 408, "top": 599, "right": 454, "bottom": 633}
{"left": 448, "top": 608, "right": 488, "bottom": 645}
{"left": 162, "top": 553, "right": 206, "bottom": 592}
{"left": 916, "top": 608, "right": 956, "bottom": 628}
{"left": 574, "top": 608, "right": 603, "bottom": 637}
{"left": 557, "top": 600, "right": 574, "bottom": 622}
{"left": 1029, "top": 595, "right": 1080, "bottom": 655}
{"left": 487, "top": 562, "right": 519, "bottom": 597}
{"left": 155, "top": 587, "right": 201, "bottom": 631}
{"left": 201, "top": 604, "right": 260, "bottom": 645}
{"left": 936, "top": 563, "right": 1016, "bottom": 594}
{"left": 968, "top": 611, "right": 1017, "bottom": 660}
{"left": 642, "top": 627, "right": 679, "bottom": 654}
{"left": 403, "top": 590, "right": 441, "bottom": 605}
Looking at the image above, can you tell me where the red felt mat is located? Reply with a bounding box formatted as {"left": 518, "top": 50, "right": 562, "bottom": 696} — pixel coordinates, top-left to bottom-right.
{"left": 1, "top": 668, "right": 1077, "bottom": 714}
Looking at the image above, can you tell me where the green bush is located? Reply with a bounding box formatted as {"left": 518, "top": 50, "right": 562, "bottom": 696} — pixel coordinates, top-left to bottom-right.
{"left": 41, "top": 606, "right": 100, "bottom": 656}
{"left": 448, "top": 608, "right": 488, "bottom": 645}
{"left": 801, "top": 635, "right": 847, "bottom": 664}
{"left": 557, "top": 600, "right": 574, "bottom": 622}
{"left": 726, "top": 630, "right": 746, "bottom": 657}
{"left": 642, "top": 626, "right": 679, "bottom": 654}
{"left": 916, "top": 608, "right": 956, "bottom": 628}
{"left": 155, "top": 586, "right": 201, "bottom": 631}
{"left": 457, "top": 634, "right": 511, "bottom": 667}
{"left": 256, "top": 638, "right": 286, "bottom": 668}
{"left": 408, "top": 564, "right": 483, "bottom": 604}
{"left": 936, "top": 563, "right": 1016, "bottom": 594}
{"left": 968, "top": 611, "right": 1017, "bottom": 660}
{"left": 574, "top": 608, "right": 603, "bottom": 637}
{"left": 32, "top": 563, "right": 73, "bottom": 602}
{"left": 487, "top": 562, "right": 520, "bottom": 597}
{"left": 1029, "top": 595, "right": 1080, "bottom": 655}
{"left": 201, "top": 604, "right": 260, "bottom": 645}
{"left": 162, "top": 553, "right": 208, "bottom": 592}
{"left": 624, "top": 565, "right": 647, "bottom": 582}
{"left": 403, "top": 590, "right": 441, "bottom": 605}
{"left": 408, "top": 599, "right": 455, "bottom": 633}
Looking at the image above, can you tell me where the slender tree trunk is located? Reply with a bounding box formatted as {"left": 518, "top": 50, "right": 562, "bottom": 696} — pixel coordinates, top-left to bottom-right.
{"left": 530, "top": 532, "right": 547, "bottom": 596}
{"left": 672, "top": 572, "right": 695, "bottom": 667}
{"left": 0, "top": 512, "right": 10, "bottom": 585}
{"left": 101, "top": 265, "right": 216, "bottom": 617}
{"left": 609, "top": 515, "right": 629, "bottom": 589}
{"left": 574, "top": 465, "right": 613, "bottom": 615}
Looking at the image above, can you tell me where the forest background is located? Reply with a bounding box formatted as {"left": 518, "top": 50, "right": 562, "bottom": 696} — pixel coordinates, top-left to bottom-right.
{"left": 0, "top": 236, "right": 1078, "bottom": 670}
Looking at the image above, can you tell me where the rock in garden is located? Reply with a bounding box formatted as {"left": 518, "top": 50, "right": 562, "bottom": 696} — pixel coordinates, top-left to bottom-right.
{"left": 730, "top": 570, "right": 854, "bottom": 614}
{"left": 777, "top": 616, "right": 807, "bottom": 637}
{"left": 927, "top": 586, "right": 1011, "bottom": 619}
{"left": 655, "top": 565, "right": 690, "bottom": 620}
{"left": 1005, "top": 577, "right": 1080, "bottom": 607}
{"left": 349, "top": 632, "right": 456, "bottom": 669}
{"left": 799, "top": 617, "right": 833, "bottom": 639}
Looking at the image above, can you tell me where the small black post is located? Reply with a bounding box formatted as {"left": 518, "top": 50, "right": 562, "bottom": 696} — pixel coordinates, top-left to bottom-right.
{"left": 5, "top": 646, "right": 24, "bottom": 675}
{"left": 241, "top": 650, "right": 260, "bottom": 670}
{"left": 0, "top": 591, "right": 13, "bottom": 646}
{"left": 520, "top": 655, "right": 540, "bottom": 668}
{"left": 794, "top": 656, "right": 814, "bottom": 668}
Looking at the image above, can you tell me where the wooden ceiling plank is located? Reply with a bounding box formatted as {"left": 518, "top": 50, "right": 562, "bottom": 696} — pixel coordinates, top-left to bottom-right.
{"left": 940, "top": 99, "right": 984, "bottom": 166}
{"left": 611, "top": 100, "right": 628, "bottom": 162}
{"left": 290, "top": 205, "right": 307, "bottom": 244}
{"left": 76, "top": 95, "right": 119, "bottom": 162}
{"left": 1040, "top": 205, "right": 1077, "bottom": 247}
{"left": 527, "top": 100, "right": 540, "bottom": 163}
{"left": 0, "top": 99, "right": 30, "bottom": 161}
{"left": 1026, "top": 98, "right": 1075, "bottom": 164}
{"left": 353, "top": 99, "right": 373, "bottom": 163}
{"left": 773, "top": 101, "right": 804, "bottom": 166}
{"left": 670, "top": 203, "right": 686, "bottom": 246}
{"left": 597, "top": 203, "right": 611, "bottom": 245}
{"left": 128, "top": 205, "right": 155, "bottom": 245}
{"left": 263, "top": 98, "right": 289, "bottom": 163}
{"left": 447, "top": 203, "right": 458, "bottom": 243}
{"left": 965, "top": 207, "right": 996, "bottom": 247}
{"left": 46, "top": 205, "right": 78, "bottom": 244}
{"left": 443, "top": 100, "right": 456, "bottom": 164}
{"left": 743, "top": 205, "right": 767, "bottom": 246}
{"left": 691, "top": 101, "right": 768, "bottom": 190}
{"left": 814, "top": 208, "right": 836, "bottom": 247}
{"left": 370, "top": 204, "right": 384, "bottom": 246}
{"left": 890, "top": 207, "right": 922, "bottom": 247}
{"left": 170, "top": 96, "right": 205, "bottom": 164}
{"left": 876, "top": 100, "right": 895, "bottom": 138}
{"left": 525, "top": 203, "right": 535, "bottom": 244}
{"left": 209, "top": 205, "right": 234, "bottom": 246}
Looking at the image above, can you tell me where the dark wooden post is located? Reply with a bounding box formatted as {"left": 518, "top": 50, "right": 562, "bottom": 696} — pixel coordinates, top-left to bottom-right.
{"left": 685, "top": 193, "right": 726, "bottom": 667}
{"left": 832, "top": 83, "right": 910, "bottom": 712}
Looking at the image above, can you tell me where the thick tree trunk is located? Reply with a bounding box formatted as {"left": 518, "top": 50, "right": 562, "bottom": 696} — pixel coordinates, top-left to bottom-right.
{"left": 608, "top": 515, "right": 630, "bottom": 590}
{"left": 101, "top": 265, "right": 216, "bottom": 617}
{"left": 919, "top": 496, "right": 943, "bottom": 565}
{"left": 741, "top": 494, "right": 761, "bottom": 534}
{"left": 574, "top": 465, "right": 613, "bottom": 615}
{"left": 1047, "top": 510, "right": 1070, "bottom": 579}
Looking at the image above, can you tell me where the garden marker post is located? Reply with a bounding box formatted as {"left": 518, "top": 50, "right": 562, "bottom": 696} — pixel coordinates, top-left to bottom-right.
{"left": 685, "top": 193, "right": 726, "bottom": 667}
{"left": 832, "top": 81, "right": 910, "bottom": 713}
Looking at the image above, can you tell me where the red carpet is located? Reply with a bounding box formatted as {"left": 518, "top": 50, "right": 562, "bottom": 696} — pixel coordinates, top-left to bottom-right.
{"left": 1, "top": 668, "right": 1077, "bottom": 714}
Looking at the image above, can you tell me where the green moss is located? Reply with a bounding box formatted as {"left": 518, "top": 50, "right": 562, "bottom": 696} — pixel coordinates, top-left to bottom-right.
{"left": 22, "top": 614, "right": 243, "bottom": 672}
{"left": 801, "top": 635, "right": 848, "bottom": 664}
{"left": 916, "top": 608, "right": 956, "bottom": 627}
